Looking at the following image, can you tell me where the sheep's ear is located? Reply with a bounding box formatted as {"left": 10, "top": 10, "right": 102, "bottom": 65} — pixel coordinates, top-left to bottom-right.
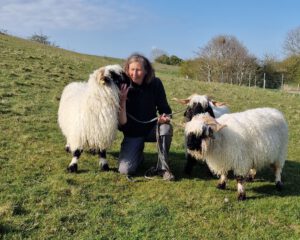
{"left": 172, "top": 97, "right": 190, "bottom": 105}
{"left": 96, "top": 67, "right": 106, "bottom": 85}
{"left": 202, "top": 115, "right": 226, "bottom": 132}
{"left": 208, "top": 122, "right": 227, "bottom": 133}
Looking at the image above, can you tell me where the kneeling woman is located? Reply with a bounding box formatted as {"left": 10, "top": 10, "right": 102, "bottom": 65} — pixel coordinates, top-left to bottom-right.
{"left": 118, "top": 53, "right": 174, "bottom": 180}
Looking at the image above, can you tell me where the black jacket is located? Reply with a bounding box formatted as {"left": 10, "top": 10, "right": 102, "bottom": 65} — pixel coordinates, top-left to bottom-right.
{"left": 119, "top": 77, "right": 172, "bottom": 137}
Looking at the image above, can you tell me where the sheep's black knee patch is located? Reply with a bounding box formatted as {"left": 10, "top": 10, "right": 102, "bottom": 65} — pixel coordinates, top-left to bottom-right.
{"left": 100, "top": 163, "right": 109, "bottom": 171}
{"left": 98, "top": 150, "right": 106, "bottom": 158}
{"left": 73, "top": 149, "right": 82, "bottom": 158}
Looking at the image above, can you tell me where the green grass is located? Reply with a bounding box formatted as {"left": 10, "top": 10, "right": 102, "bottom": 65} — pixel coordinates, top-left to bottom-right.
{"left": 1, "top": 34, "right": 300, "bottom": 239}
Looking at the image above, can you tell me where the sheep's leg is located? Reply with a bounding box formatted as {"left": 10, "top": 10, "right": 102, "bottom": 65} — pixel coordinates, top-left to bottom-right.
{"left": 272, "top": 163, "right": 283, "bottom": 191}
{"left": 217, "top": 174, "right": 227, "bottom": 189}
{"left": 184, "top": 153, "right": 197, "bottom": 174}
{"left": 236, "top": 176, "right": 246, "bottom": 201}
{"left": 67, "top": 149, "right": 82, "bottom": 173}
{"left": 98, "top": 150, "right": 109, "bottom": 171}
{"left": 247, "top": 168, "right": 257, "bottom": 182}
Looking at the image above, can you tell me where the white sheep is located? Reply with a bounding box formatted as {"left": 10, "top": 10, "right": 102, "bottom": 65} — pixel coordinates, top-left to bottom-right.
{"left": 173, "top": 94, "right": 230, "bottom": 174}
{"left": 58, "top": 64, "right": 130, "bottom": 172}
{"left": 185, "top": 108, "right": 288, "bottom": 200}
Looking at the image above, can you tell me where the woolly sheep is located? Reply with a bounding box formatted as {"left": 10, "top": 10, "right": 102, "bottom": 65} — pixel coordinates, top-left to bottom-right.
{"left": 173, "top": 94, "right": 230, "bottom": 174}
{"left": 58, "top": 65, "right": 130, "bottom": 172}
{"left": 185, "top": 108, "right": 288, "bottom": 200}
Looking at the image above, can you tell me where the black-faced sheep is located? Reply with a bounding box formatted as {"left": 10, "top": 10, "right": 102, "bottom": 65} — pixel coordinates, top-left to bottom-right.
{"left": 185, "top": 108, "right": 288, "bottom": 200}
{"left": 173, "top": 94, "right": 230, "bottom": 174}
{"left": 58, "top": 65, "right": 130, "bottom": 172}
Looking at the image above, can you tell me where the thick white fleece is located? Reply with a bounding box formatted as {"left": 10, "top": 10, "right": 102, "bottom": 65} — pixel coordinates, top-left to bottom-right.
{"left": 185, "top": 108, "right": 288, "bottom": 176}
{"left": 58, "top": 66, "right": 120, "bottom": 152}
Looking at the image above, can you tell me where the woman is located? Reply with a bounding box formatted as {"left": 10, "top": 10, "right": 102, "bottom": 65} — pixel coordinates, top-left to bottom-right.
{"left": 118, "top": 53, "right": 174, "bottom": 180}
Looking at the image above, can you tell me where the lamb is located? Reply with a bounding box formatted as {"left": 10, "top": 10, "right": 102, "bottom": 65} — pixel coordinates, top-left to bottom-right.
{"left": 185, "top": 108, "right": 288, "bottom": 200}
{"left": 58, "top": 64, "right": 130, "bottom": 172}
{"left": 173, "top": 94, "right": 230, "bottom": 174}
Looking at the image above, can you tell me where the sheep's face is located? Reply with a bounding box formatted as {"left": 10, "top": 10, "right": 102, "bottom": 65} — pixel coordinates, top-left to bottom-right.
{"left": 173, "top": 94, "right": 215, "bottom": 122}
{"left": 108, "top": 70, "right": 130, "bottom": 88}
{"left": 184, "top": 102, "right": 215, "bottom": 121}
{"left": 185, "top": 123, "right": 213, "bottom": 153}
{"left": 97, "top": 65, "right": 130, "bottom": 89}
{"left": 185, "top": 114, "right": 226, "bottom": 158}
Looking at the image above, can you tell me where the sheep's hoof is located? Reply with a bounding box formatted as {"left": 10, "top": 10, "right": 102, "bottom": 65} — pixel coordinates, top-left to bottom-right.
{"left": 237, "top": 193, "right": 246, "bottom": 201}
{"left": 275, "top": 181, "right": 283, "bottom": 191}
{"left": 217, "top": 182, "right": 226, "bottom": 190}
{"left": 101, "top": 163, "right": 110, "bottom": 171}
{"left": 67, "top": 164, "right": 78, "bottom": 173}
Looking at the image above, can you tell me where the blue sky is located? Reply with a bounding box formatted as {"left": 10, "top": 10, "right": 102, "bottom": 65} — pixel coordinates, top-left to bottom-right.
{"left": 1, "top": 0, "right": 300, "bottom": 60}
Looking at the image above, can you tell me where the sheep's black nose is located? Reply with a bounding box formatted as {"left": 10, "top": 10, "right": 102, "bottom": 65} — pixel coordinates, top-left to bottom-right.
{"left": 186, "top": 134, "right": 202, "bottom": 151}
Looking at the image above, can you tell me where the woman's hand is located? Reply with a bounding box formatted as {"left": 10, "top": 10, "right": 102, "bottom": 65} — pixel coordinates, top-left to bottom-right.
{"left": 120, "top": 84, "right": 129, "bottom": 103}
{"left": 158, "top": 113, "right": 171, "bottom": 124}
{"left": 119, "top": 84, "right": 129, "bottom": 125}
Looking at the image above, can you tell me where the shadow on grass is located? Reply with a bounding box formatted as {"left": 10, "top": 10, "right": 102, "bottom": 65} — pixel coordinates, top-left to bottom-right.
{"left": 109, "top": 151, "right": 215, "bottom": 180}
{"left": 0, "top": 223, "right": 19, "bottom": 235}
{"left": 250, "top": 160, "right": 300, "bottom": 198}
{"left": 110, "top": 150, "right": 300, "bottom": 196}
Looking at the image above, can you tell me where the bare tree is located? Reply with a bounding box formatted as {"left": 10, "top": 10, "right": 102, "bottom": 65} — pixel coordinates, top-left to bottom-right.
{"left": 150, "top": 47, "right": 168, "bottom": 62}
{"left": 283, "top": 26, "right": 300, "bottom": 56}
{"left": 29, "top": 33, "right": 51, "bottom": 45}
{"left": 196, "top": 35, "right": 257, "bottom": 84}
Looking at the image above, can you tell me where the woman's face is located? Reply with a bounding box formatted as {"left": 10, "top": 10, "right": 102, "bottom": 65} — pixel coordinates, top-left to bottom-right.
{"left": 128, "top": 61, "right": 146, "bottom": 85}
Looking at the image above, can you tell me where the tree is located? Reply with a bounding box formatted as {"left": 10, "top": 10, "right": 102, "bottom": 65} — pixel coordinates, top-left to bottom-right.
{"left": 280, "top": 55, "right": 300, "bottom": 85}
{"left": 154, "top": 54, "right": 183, "bottom": 66}
{"left": 257, "top": 55, "right": 283, "bottom": 89}
{"left": 180, "top": 59, "right": 202, "bottom": 79}
{"left": 150, "top": 47, "right": 168, "bottom": 62}
{"left": 29, "top": 33, "right": 51, "bottom": 45}
{"left": 193, "top": 35, "right": 258, "bottom": 85}
{"left": 169, "top": 55, "right": 183, "bottom": 65}
{"left": 283, "top": 26, "right": 300, "bottom": 56}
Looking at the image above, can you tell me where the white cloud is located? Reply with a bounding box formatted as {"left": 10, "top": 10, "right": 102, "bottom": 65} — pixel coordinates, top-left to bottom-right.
{"left": 0, "top": 0, "right": 145, "bottom": 33}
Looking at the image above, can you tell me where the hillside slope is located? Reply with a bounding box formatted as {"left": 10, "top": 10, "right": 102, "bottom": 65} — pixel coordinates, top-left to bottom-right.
{"left": 1, "top": 34, "right": 300, "bottom": 239}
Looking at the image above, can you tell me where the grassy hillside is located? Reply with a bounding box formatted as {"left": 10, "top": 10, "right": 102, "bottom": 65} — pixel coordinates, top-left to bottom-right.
{"left": 1, "top": 34, "right": 300, "bottom": 239}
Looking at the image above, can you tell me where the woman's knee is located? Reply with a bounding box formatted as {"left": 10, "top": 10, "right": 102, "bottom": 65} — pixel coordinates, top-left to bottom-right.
{"left": 159, "top": 123, "right": 173, "bottom": 136}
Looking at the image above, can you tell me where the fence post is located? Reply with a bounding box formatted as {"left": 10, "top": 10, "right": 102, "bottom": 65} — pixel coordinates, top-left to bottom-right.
{"left": 248, "top": 73, "right": 251, "bottom": 87}
{"left": 263, "top": 73, "right": 266, "bottom": 89}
